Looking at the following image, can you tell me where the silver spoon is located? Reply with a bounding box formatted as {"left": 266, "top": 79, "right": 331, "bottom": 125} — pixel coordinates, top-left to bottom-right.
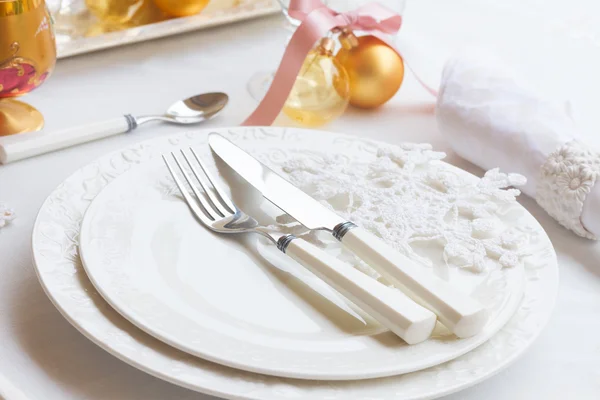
{"left": 132, "top": 92, "right": 228, "bottom": 126}
{"left": 0, "top": 92, "right": 229, "bottom": 164}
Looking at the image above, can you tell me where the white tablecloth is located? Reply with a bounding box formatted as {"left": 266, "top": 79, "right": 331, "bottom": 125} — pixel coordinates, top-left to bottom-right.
{"left": 1, "top": 1, "right": 600, "bottom": 399}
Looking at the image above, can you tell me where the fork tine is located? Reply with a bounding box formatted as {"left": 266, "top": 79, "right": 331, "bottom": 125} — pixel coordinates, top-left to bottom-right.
{"left": 170, "top": 152, "right": 222, "bottom": 221}
{"left": 190, "top": 148, "right": 236, "bottom": 214}
{"left": 180, "top": 149, "right": 230, "bottom": 217}
{"left": 162, "top": 155, "right": 214, "bottom": 226}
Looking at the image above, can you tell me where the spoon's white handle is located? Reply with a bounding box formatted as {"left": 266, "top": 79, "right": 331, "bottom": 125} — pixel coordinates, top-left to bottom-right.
{"left": 285, "top": 238, "right": 437, "bottom": 344}
{"left": 0, "top": 116, "right": 133, "bottom": 164}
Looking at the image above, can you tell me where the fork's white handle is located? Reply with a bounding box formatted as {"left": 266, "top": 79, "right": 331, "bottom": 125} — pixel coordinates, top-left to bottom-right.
{"left": 0, "top": 116, "right": 132, "bottom": 164}
{"left": 285, "top": 238, "right": 436, "bottom": 344}
{"left": 340, "top": 227, "right": 488, "bottom": 338}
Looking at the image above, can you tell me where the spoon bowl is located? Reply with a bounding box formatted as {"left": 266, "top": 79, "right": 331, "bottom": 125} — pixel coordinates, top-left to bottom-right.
{"left": 168, "top": 92, "right": 229, "bottom": 123}
{"left": 138, "top": 92, "right": 229, "bottom": 125}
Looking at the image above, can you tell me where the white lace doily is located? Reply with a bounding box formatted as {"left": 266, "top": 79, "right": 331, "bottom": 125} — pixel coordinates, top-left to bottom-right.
{"left": 538, "top": 139, "right": 600, "bottom": 239}
{"left": 31, "top": 127, "right": 558, "bottom": 400}
{"left": 273, "top": 144, "right": 528, "bottom": 275}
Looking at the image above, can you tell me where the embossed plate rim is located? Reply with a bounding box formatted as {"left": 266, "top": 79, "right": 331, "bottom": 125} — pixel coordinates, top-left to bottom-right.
{"left": 32, "top": 127, "right": 558, "bottom": 400}
{"left": 76, "top": 138, "right": 525, "bottom": 380}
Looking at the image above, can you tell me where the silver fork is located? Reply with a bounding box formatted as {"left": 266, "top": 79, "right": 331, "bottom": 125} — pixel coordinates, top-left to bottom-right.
{"left": 163, "top": 148, "right": 437, "bottom": 344}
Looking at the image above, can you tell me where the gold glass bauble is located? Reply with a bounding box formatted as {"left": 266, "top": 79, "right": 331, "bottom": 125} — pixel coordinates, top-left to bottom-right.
{"left": 153, "top": 0, "right": 210, "bottom": 17}
{"left": 335, "top": 34, "right": 404, "bottom": 109}
{"left": 283, "top": 38, "right": 350, "bottom": 127}
{"left": 85, "top": 0, "right": 145, "bottom": 24}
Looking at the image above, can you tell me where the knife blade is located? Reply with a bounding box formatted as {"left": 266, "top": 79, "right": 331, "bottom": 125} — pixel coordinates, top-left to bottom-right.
{"left": 209, "top": 133, "right": 488, "bottom": 338}
{"left": 208, "top": 133, "right": 345, "bottom": 231}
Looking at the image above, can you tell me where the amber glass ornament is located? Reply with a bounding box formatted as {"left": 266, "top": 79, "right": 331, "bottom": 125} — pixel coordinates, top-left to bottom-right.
{"left": 335, "top": 30, "right": 404, "bottom": 109}
{"left": 128, "top": 0, "right": 167, "bottom": 24}
{"left": 283, "top": 37, "right": 350, "bottom": 127}
{"left": 153, "top": 0, "right": 209, "bottom": 17}
{"left": 0, "top": 0, "right": 56, "bottom": 135}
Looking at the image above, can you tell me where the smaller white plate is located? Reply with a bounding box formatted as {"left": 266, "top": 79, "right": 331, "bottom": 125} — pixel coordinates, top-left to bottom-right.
{"left": 79, "top": 132, "right": 525, "bottom": 381}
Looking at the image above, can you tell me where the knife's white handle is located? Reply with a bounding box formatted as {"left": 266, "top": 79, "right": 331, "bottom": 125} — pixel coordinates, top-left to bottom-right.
{"left": 340, "top": 227, "right": 488, "bottom": 338}
{"left": 285, "top": 238, "right": 436, "bottom": 344}
{"left": 0, "top": 116, "right": 132, "bottom": 164}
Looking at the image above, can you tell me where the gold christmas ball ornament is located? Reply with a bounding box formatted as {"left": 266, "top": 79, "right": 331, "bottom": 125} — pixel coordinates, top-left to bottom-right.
{"left": 283, "top": 37, "right": 350, "bottom": 127}
{"left": 129, "top": 0, "right": 168, "bottom": 25}
{"left": 153, "top": 0, "right": 210, "bottom": 17}
{"left": 335, "top": 31, "right": 404, "bottom": 109}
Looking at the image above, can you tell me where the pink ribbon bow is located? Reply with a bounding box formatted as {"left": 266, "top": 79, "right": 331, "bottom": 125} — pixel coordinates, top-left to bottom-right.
{"left": 242, "top": 0, "right": 433, "bottom": 126}
{"left": 288, "top": 0, "right": 402, "bottom": 34}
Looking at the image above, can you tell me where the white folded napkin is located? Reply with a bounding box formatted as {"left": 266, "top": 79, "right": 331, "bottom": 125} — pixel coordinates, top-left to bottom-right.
{"left": 436, "top": 49, "right": 600, "bottom": 239}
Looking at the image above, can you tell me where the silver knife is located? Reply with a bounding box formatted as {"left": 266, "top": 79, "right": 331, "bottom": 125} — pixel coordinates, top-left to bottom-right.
{"left": 209, "top": 133, "right": 488, "bottom": 338}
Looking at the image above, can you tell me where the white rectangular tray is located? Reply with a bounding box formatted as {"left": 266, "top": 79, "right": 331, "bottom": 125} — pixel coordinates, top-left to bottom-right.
{"left": 56, "top": 0, "right": 280, "bottom": 59}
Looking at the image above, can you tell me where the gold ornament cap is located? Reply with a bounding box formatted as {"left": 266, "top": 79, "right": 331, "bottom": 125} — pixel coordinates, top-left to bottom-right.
{"left": 338, "top": 29, "right": 359, "bottom": 50}
{"left": 317, "top": 37, "right": 335, "bottom": 55}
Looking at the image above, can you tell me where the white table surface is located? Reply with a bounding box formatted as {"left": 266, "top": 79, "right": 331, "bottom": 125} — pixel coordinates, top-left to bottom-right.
{"left": 1, "top": 1, "right": 600, "bottom": 399}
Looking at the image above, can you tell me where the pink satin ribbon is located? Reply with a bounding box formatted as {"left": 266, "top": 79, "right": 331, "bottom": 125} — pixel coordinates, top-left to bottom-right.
{"left": 242, "top": 0, "right": 436, "bottom": 126}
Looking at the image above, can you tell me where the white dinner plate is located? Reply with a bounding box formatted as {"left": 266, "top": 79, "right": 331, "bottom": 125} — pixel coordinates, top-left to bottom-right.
{"left": 77, "top": 129, "right": 524, "bottom": 380}
{"left": 33, "top": 126, "right": 557, "bottom": 399}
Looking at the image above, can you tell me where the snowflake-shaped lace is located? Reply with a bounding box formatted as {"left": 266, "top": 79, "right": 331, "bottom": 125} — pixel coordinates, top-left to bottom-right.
{"left": 272, "top": 143, "right": 528, "bottom": 275}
